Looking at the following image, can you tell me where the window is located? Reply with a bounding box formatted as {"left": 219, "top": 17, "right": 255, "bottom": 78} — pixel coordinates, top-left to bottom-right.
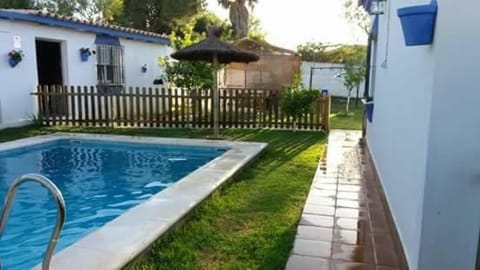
{"left": 96, "top": 44, "right": 125, "bottom": 86}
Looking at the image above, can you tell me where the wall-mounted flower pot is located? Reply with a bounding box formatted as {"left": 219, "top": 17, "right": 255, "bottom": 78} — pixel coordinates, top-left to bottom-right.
{"left": 80, "top": 52, "right": 90, "bottom": 62}
{"left": 398, "top": 1, "right": 437, "bottom": 46}
{"left": 8, "top": 58, "right": 19, "bottom": 68}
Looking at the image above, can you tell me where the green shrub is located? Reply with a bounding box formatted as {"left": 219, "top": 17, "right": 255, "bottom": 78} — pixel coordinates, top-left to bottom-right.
{"left": 281, "top": 89, "right": 320, "bottom": 130}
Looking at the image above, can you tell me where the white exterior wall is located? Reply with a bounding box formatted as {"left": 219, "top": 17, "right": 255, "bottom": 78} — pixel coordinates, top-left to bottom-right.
{"left": 365, "top": 0, "right": 434, "bottom": 269}
{"left": 301, "top": 61, "right": 365, "bottom": 97}
{"left": 0, "top": 19, "right": 170, "bottom": 127}
{"left": 367, "top": 0, "right": 480, "bottom": 269}
{"left": 121, "top": 38, "right": 172, "bottom": 87}
{"left": 418, "top": 0, "right": 480, "bottom": 269}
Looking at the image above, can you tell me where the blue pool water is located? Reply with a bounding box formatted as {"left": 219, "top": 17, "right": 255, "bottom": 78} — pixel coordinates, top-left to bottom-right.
{"left": 0, "top": 139, "right": 225, "bottom": 269}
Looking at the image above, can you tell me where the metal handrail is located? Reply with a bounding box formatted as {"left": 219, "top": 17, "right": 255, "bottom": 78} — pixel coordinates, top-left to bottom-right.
{"left": 0, "top": 174, "right": 66, "bottom": 270}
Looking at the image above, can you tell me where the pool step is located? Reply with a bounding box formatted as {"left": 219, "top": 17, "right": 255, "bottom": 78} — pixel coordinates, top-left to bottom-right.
{"left": 0, "top": 174, "right": 66, "bottom": 270}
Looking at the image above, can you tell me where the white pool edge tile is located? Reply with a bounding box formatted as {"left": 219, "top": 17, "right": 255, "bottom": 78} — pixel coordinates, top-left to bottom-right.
{"left": 2, "top": 133, "right": 267, "bottom": 270}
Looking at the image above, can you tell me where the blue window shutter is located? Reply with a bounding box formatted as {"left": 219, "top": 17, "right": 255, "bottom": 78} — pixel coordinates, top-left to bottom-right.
{"left": 95, "top": 34, "right": 121, "bottom": 46}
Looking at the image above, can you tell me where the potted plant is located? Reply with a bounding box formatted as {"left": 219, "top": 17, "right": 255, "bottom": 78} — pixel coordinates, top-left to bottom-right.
{"left": 7, "top": 49, "right": 24, "bottom": 68}
{"left": 79, "top": 48, "right": 95, "bottom": 62}
{"left": 397, "top": 0, "right": 438, "bottom": 46}
{"left": 141, "top": 64, "right": 147, "bottom": 73}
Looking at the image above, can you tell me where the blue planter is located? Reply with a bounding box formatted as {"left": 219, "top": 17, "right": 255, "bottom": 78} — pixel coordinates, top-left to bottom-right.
{"left": 80, "top": 52, "right": 90, "bottom": 62}
{"left": 8, "top": 58, "right": 18, "bottom": 68}
{"left": 365, "top": 102, "right": 374, "bottom": 123}
{"left": 398, "top": 2, "right": 437, "bottom": 46}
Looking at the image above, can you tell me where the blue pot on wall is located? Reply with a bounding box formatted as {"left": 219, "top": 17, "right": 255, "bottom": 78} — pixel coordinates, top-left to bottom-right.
{"left": 398, "top": 1, "right": 438, "bottom": 46}
{"left": 8, "top": 58, "right": 18, "bottom": 68}
{"left": 80, "top": 52, "right": 90, "bottom": 62}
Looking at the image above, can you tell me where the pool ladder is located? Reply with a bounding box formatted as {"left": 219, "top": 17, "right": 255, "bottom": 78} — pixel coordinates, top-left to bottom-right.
{"left": 0, "top": 174, "right": 66, "bottom": 270}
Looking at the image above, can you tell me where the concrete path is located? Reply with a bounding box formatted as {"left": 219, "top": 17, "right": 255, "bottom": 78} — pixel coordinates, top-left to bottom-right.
{"left": 286, "top": 130, "right": 408, "bottom": 270}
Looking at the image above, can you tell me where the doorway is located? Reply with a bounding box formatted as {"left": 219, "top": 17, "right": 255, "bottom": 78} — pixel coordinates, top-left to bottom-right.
{"left": 35, "top": 39, "right": 63, "bottom": 85}
{"left": 35, "top": 39, "right": 66, "bottom": 116}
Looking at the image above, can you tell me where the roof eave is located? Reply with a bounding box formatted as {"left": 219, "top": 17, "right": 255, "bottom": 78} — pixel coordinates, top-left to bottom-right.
{"left": 0, "top": 10, "right": 171, "bottom": 46}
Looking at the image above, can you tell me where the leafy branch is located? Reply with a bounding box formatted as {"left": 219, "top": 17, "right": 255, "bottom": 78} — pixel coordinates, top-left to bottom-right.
{"left": 344, "top": 0, "right": 371, "bottom": 35}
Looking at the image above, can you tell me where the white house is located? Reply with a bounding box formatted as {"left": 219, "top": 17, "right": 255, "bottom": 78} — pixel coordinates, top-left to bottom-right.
{"left": 362, "top": 0, "right": 480, "bottom": 269}
{"left": 0, "top": 9, "right": 172, "bottom": 128}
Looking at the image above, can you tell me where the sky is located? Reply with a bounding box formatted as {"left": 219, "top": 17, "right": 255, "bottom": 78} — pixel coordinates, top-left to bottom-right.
{"left": 206, "top": 0, "right": 368, "bottom": 50}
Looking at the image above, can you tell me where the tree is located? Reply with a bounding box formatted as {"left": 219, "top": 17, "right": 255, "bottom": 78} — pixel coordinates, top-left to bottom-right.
{"left": 0, "top": 0, "right": 207, "bottom": 33}
{"left": 0, "top": 0, "right": 89, "bottom": 17}
{"left": 325, "top": 45, "right": 367, "bottom": 64}
{"left": 344, "top": 0, "right": 370, "bottom": 35}
{"left": 119, "top": 0, "right": 205, "bottom": 34}
{"left": 192, "top": 12, "right": 233, "bottom": 42}
{"left": 94, "top": 0, "right": 124, "bottom": 23}
{"left": 0, "top": 0, "right": 33, "bottom": 9}
{"left": 248, "top": 15, "right": 265, "bottom": 41}
{"left": 160, "top": 22, "right": 214, "bottom": 90}
{"left": 343, "top": 48, "right": 366, "bottom": 113}
{"left": 46, "top": 0, "right": 90, "bottom": 17}
{"left": 160, "top": 57, "right": 214, "bottom": 90}
{"left": 217, "top": 0, "right": 257, "bottom": 39}
{"left": 297, "top": 42, "right": 329, "bottom": 62}
{"left": 297, "top": 42, "right": 367, "bottom": 64}
{"left": 0, "top": 0, "right": 122, "bottom": 21}
{"left": 281, "top": 87, "right": 320, "bottom": 131}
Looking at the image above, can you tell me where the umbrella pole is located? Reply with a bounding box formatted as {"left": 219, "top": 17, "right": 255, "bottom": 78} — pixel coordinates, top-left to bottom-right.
{"left": 213, "top": 54, "right": 220, "bottom": 138}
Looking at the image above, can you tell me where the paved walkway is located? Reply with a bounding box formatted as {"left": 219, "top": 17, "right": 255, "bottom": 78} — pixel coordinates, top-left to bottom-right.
{"left": 286, "top": 130, "right": 408, "bottom": 270}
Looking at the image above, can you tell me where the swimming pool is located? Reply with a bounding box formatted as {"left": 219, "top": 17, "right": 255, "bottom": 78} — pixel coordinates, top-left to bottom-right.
{"left": 0, "top": 133, "right": 266, "bottom": 270}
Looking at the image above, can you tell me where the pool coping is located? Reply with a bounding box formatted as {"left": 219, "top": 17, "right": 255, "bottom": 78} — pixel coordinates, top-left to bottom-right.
{"left": 0, "top": 133, "right": 267, "bottom": 270}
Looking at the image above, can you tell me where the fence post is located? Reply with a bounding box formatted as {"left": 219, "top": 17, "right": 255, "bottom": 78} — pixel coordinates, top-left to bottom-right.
{"left": 35, "top": 86, "right": 42, "bottom": 123}
{"left": 322, "top": 95, "right": 331, "bottom": 132}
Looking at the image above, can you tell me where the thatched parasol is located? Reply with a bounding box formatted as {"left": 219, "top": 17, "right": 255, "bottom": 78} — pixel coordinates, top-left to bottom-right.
{"left": 171, "top": 27, "right": 259, "bottom": 139}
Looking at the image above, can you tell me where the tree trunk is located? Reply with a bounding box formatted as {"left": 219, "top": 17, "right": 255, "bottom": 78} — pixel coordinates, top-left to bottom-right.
{"left": 230, "top": 0, "right": 249, "bottom": 39}
{"left": 346, "top": 88, "right": 352, "bottom": 114}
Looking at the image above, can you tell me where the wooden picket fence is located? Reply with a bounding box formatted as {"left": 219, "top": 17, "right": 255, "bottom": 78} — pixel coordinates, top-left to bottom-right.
{"left": 32, "top": 85, "right": 331, "bottom": 131}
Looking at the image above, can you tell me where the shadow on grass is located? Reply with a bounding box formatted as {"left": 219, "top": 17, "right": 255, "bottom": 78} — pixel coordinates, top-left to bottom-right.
{"left": 124, "top": 129, "right": 324, "bottom": 269}
{"left": 0, "top": 125, "right": 325, "bottom": 270}
{"left": 329, "top": 97, "right": 364, "bottom": 130}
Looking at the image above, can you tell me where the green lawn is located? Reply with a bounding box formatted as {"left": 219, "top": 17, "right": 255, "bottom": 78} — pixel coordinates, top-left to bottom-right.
{"left": 0, "top": 126, "right": 325, "bottom": 270}
{"left": 125, "top": 129, "right": 324, "bottom": 270}
{"left": 330, "top": 97, "right": 364, "bottom": 130}
{"left": 0, "top": 97, "right": 360, "bottom": 269}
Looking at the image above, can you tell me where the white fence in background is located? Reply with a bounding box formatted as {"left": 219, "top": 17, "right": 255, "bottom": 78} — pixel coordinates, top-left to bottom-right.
{"left": 301, "top": 61, "right": 365, "bottom": 98}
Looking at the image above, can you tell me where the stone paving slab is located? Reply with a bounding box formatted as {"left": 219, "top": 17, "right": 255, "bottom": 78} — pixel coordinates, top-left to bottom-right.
{"left": 286, "top": 255, "right": 330, "bottom": 270}
{"left": 285, "top": 130, "right": 408, "bottom": 270}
